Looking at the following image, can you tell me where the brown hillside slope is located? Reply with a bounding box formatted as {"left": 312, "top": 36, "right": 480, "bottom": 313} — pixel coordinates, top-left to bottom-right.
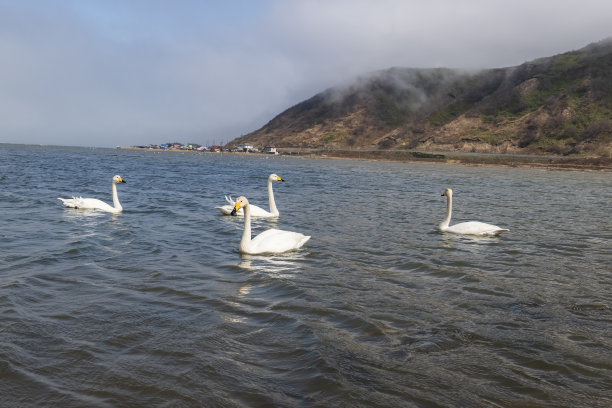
{"left": 229, "top": 39, "right": 612, "bottom": 157}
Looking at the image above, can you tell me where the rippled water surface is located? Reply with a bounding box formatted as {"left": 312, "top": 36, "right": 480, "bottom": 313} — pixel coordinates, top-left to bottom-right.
{"left": 1, "top": 144, "right": 611, "bottom": 407}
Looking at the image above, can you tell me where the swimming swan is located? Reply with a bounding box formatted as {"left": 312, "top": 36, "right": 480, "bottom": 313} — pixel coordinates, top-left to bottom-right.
{"left": 439, "top": 188, "right": 508, "bottom": 236}
{"left": 232, "top": 196, "right": 310, "bottom": 254}
{"left": 216, "top": 174, "right": 284, "bottom": 217}
{"left": 58, "top": 175, "right": 126, "bottom": 213}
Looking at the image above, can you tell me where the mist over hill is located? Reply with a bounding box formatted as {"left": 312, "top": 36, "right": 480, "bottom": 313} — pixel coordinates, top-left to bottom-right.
{"left": 229, "top": 39, "right": 612, "bottom": 156}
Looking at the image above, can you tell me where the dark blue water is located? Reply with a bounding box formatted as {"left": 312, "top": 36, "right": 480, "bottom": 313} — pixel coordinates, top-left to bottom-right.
{"left": 1, "top": 144, "right": 611, "bottom": 407}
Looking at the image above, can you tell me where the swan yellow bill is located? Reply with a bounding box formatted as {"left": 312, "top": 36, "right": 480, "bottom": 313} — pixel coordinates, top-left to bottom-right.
{"left": 231, "top": 202, "right": 241, "bottom": 216}
{"left": 277, "top": 176, "right": 284, "bottom": 182}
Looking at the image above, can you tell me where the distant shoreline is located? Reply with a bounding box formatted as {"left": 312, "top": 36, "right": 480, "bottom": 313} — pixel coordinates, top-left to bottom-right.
{"left": 117, "top": 146, "right": 612, "bottom": 172}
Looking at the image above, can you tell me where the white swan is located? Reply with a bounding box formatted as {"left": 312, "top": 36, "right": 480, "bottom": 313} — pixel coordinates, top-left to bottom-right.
{"left": 58, "top": 175, "right": 126, "bottom": 213}
{"left": 231, "top": 196, "right": 310, "bottom": 254}
{"left": 216, "top": 174, "right": 284, "bottom": 217}
{"left": 439, "top": 188, "right": 508, "bottom": 236}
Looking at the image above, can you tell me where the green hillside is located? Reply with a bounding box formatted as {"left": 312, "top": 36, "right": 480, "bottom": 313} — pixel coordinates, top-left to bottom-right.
{"left": 229, "top": 39, "right": 612, "bottom": 156}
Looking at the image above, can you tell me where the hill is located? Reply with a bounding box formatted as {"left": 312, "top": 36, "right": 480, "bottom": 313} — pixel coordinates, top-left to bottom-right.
{"left": 228, "top": 39, "right": 612, "bottom": 157}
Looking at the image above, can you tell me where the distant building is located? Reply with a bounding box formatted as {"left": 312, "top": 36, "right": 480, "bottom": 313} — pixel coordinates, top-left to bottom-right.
{"left": 240, "top": 143, "right": 254, "bottom": 152}
{"left": 264, "top": 144, "right": 278, "bottom": 155}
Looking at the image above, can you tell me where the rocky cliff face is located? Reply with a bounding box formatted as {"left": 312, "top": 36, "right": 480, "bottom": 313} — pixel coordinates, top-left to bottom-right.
{"left": 229, "top": 39, "right": 612, "bottom": 156}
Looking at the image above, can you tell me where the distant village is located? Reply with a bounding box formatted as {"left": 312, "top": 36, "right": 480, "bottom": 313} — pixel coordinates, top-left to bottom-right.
{"left": 129, "top": 142, "right": 279, "bottom": 155}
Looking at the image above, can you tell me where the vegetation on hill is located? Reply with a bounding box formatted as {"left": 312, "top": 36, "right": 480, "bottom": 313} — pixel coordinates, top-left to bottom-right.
{"left": 228, "top": 39, "right": 612, "bottom": 156}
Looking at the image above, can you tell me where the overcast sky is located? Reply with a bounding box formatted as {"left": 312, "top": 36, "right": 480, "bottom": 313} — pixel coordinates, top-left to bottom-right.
{"left": 1, "top": 0, "right": 611, "bottom": 148}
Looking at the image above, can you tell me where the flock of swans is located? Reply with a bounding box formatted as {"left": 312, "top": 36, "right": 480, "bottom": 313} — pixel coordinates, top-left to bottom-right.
{"left": 58, "top": 174, "right": 509, "bottom": 255}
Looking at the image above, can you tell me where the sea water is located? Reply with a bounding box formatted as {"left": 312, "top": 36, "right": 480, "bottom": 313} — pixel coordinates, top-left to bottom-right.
{"left": 1, "top": 144, "right": 610, "bottom": 407}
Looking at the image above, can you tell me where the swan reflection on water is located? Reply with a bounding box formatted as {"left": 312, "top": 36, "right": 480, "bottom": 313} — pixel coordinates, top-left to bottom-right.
{"left": 224, "top": 254, "right": 309, "bottom": 325}
{"left": 238, "top": 252, "right": 309, "bottom": 279}
{"left": 60, "top": 207, "right": 133, "bottom": 250}
{"left": 439, "top": 233, "right": 505, "bottom": 252}
{"left": 61, "top": 210, "right": 108, "bottom": 220}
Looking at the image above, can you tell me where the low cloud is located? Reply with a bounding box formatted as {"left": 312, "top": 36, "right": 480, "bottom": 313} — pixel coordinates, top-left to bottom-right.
{"left": 1, "top": 0, "right": 611, "bottom": 147}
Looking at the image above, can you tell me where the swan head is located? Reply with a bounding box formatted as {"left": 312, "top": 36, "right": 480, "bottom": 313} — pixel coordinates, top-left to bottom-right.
{"left": 113, "top": 175, "right": 126, "bottom": 184}
{"left": 268, "top": 174, "right": 284, "bottom": 182}
{"left": 231, "top": 196, "right": 249, "bottom": 216}
{"left": 441, "top": 188, "right": 452, "bottom": 197}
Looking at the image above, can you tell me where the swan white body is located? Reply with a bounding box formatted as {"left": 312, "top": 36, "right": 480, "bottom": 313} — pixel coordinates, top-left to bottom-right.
{"left": 58, "top": 175, "right": 126, "bottom": 213}
{"left": 232, "top": 196, "right": 310, "bottom": 254}
{"left": 439, "top": 188, "right": 508, "bottom": 236}
{"left": 216, "top": 174, "right": 284, "bottom": 217}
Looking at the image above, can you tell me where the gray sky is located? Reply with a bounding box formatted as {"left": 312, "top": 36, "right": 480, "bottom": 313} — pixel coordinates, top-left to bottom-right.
{"left": 1, "top": 0, "right": 610, "bottom": 147}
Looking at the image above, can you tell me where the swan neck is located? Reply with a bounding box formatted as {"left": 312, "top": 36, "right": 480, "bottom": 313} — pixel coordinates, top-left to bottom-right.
{"left": 112, "top": 182, "right": 122, "bottom": 211}
{"left": 240, "top": 203, "right": 252, "bottom": 252}
{"left": 268, "top": 179, "right": 278, "bottom": 215}
{"left": 440, "top": 193, "right": 452, "bottom": 229}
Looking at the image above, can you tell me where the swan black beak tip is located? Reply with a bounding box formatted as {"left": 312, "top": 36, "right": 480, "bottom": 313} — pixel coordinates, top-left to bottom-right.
{"left": 230, "top": 208, "right": 237, "bottom": 216}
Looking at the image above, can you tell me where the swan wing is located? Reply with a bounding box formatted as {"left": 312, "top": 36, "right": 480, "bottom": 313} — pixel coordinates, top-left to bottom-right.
{"left": 59, "top": 197, "right": 116, "bottom": 212}
{"left": 58, "top": 197, "right": 81, "bottom": 207}
{"left": 446, "top": 221, "right": 508, "bottom": 236}
{"left": 247, "top": 228, "right": 311, "bottom": 254}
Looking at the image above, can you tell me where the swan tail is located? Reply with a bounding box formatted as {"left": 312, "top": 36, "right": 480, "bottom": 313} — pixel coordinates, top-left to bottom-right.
{"left": 224, "top": 195, "right": 235, "bottom": 205}
{"left": 299, "top": 235, "right": 311, "bottom": 247}
{"left": 58, "top": 197, "right": 79, "bottom": 207}
{"left": 479, "top": 227, "right": 509, "bottom": 236}
{"left": 492, "top": 228, "right": 509, "bottom": 235}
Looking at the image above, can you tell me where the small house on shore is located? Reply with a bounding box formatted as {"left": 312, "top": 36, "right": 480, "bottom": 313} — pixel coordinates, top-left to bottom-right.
{"left": 264, "top": 145, "right": 278, "bottom": 155}
{"left": 240, "top": 143, "right": 255, "bottom": 152}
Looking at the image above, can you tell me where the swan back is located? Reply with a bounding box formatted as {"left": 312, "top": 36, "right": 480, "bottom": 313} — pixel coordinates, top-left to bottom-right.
{"left": 444, "top": 221, "right": 509, "bottom": 236}
{"left": 248, "top": 229, "right": 311, "bottom": 254}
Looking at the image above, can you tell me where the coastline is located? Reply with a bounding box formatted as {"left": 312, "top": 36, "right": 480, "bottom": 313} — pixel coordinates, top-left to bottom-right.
{"left": 117, "top": 146, "right": 612, "bottom": 172}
